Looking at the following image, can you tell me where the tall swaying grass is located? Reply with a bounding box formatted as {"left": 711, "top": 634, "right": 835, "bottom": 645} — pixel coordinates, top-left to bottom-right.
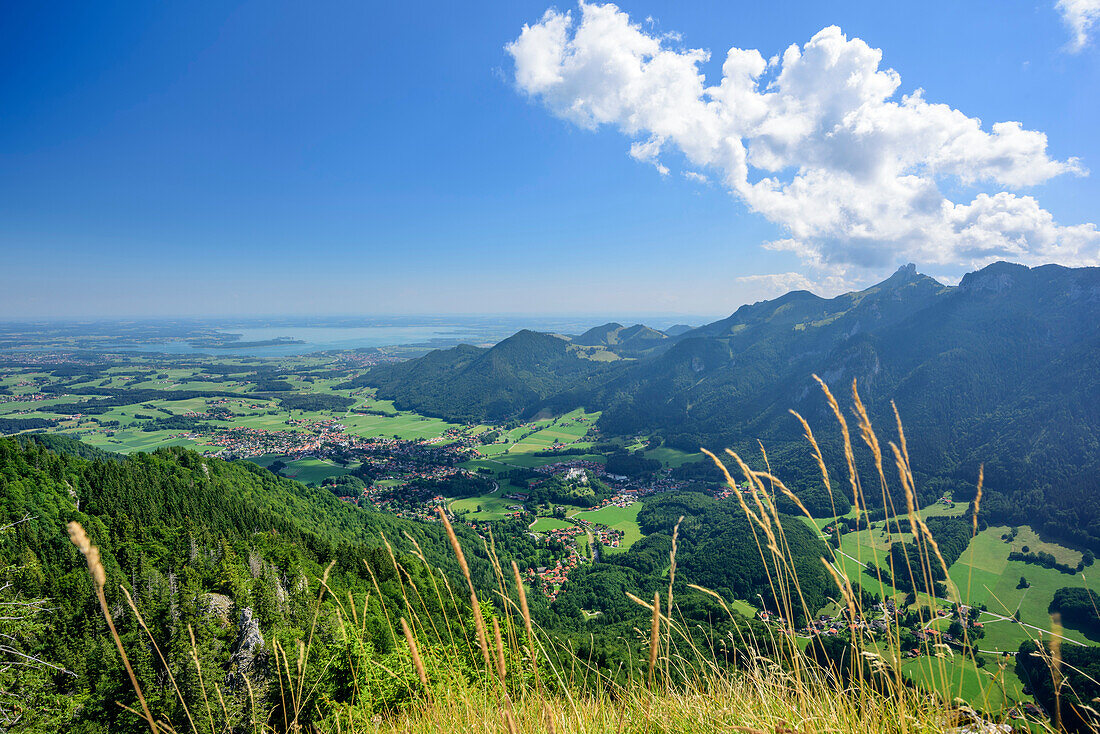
{"left": 70, "top": 377, "right": 1098, "bottom": 733}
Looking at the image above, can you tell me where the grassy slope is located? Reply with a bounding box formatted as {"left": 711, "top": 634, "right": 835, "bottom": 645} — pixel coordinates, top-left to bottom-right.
{"left": 572, "top": 503, "right": 643, "bottom": 553}
{"left": 951, "top": 526, "right": 1100, "bottom": 649}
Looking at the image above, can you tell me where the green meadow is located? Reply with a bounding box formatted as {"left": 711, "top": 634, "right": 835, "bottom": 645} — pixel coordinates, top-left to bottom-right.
{"left": 248, "top": 455, "right": 358, "bottom": 485}
{"left": 66, "top": 427, "right": 210, "bottom": 454}
{"left": 949, "top": 526, "right": 1100, "bottom": 650}
{"left": 573, "top": 502, "right": 643, "bottom": 553}
{"left": 449, "top": 490, "right": 516, "bottom": 521}
{"left": 899, "top": 652, "right": 1027, "bottom": 711}
{"left": 644, "top": 445, "right": 702, "bottom": 467}
{"left": 530, "top": 516, "right": 575, "bottom": 532}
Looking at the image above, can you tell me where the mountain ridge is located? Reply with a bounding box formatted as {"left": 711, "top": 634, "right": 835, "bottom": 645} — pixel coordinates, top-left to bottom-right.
{"left": 360, "top": 261, "right": 1100, "bottom": 548}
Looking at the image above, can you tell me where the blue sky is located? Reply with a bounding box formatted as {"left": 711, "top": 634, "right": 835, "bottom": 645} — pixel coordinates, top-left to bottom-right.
{"left": 1, "top": 0, "right": 1097, "bottom": 318}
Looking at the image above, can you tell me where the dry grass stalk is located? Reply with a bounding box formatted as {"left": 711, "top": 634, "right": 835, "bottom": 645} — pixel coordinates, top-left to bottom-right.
{"left": 213, "top": 683, "right": 229, "bottom": 728}
{"left": 790, "top": 409, "right": 840, "bottom": 521}
{"left": 812, "top": 374, "right": 860, "bottom": 517}
{"left": 544, "top": 702, "right": 558, "bottom": 734}
{"left": 666, "top": 515, "right": 683, "bottom": 671}
{"left": 68, "top": 521, "right": 158, "bottom": 733}
{"left": 401, "top": 617, "right": 428, "bottom": 686}
{"left": 511, "top": 560, "right": 537, "bottom": 677}
{"left": 187, "top": 624, "right": 217, "bottom": 734}
{"left": 1051, "top": 613, "right": 1063, "bottom": 730}
{"left": 502, "top": 707, "right": 518, "bottom": 734}
{"left": 648, "top": 591, "right": 660, "bottom": 685}
{"left": 121, "top": 586, "right": 198, "bottom": 734}
{"left": 437, "top": 507, "right": 492, "bottom": 669}
{"left": 492, "top": 616, "right": 507, "bottom": 683}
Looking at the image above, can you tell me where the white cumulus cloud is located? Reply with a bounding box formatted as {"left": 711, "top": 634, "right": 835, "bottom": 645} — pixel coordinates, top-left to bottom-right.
{"left": 507, "top": 3, "right": 1099, "bottom": 285}
{"left": 1057, "top": 0, "right": 1100, "bottom": 51}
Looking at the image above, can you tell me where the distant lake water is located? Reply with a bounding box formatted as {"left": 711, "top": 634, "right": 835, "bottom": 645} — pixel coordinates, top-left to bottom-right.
{"left": 112, "top": 325, "right": 491, "bottom": 356}
{"left": 2, "top": 315, "right": 714, "bottom": 357}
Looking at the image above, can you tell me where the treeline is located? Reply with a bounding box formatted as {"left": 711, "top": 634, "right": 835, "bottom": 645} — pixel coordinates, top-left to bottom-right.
{"left": 531, "top": 442, "right": 617, "bottom": 458}
{"left": 1048, "top": 587, "right": 1100, "bottom": 636}
{"left": 253, "top": 379, "right": 294, "bottom": 391}
{"left": 353, "top": 407, "right": 398, "bottom": 417}
{"left": 1017, "top": 640, "right": 1100, "bottom": 732}
{"left": 1008, "top": 551, "right": 1074, "bottom": 574}
{"left": 604, "top": 452, "right": 660, "bottom": 477}
{"left": 140, "top": 415, "right": 215, "bottom": 432}
{"left": 0, "top": 417, "right": 59, "bottom": 434}
{"left": 884, "top": 517, "right": 972, "bottom": 595}
{"left": 277, "top": 394, "right": 355, "bottom": 412}
{"left": 33, "top": 387, "right": 243, "bottom": 415}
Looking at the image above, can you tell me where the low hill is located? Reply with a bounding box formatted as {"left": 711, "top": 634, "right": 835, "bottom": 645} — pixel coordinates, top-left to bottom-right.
{"left": 572, "top": 322, "right": 625, "bottom": 346}
{"left": 572, "top": 322, "right": 669, "bottom": 355}
{"left": 355, "top": 330, "right": 618, "bottom": 422}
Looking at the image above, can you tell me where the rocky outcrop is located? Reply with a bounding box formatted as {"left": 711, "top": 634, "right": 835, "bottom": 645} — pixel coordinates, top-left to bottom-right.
{"left": 224, "top": 607, "right": 266, "bottom": 691}
{"left": 202, "top": 592, "right": 234, "bottom": 624}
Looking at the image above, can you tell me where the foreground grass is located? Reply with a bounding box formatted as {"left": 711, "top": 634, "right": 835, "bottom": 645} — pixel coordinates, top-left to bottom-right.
{"left": 343, "top": 675, "right": 953, "bottom": 734}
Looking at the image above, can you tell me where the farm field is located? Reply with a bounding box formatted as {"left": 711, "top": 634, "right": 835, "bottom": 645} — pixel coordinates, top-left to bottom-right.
{"left": 801, "top": 500, "right": 971, "bottom": 606}
{"left": 449, "top": 492, "right": 515, "bottom": 521}
{"left": 477, "top": 409, "right": 600, "bottom": 455}
{"left": 530, "top": 517, "right": 575, "bottom": 532}
{"left": 339, "top": 411, "right": 462, "bottom": 439}
{"left": 573, "top": 502, "right": 642, "bottom": 553}
{"left": 0, "top": 351, "right": 507, "bottom": 458}
{"left": 804, "top": 507, "right": 1100, "bottom": 652}
{"left": 248, "top": 455, "right": 358, "bottom": 485}
{"left": 949, "top": 526, "right": 1100, "bottom": 650}
{"left": 70, "top": 427, "right": 211, "bottom": 453}
{"left": 900, "top": 653, "right": 1028, "bottom": 712}
{"left": 466, "top": 452, "right": 607, "bottom": 471}
{"left": 643, "top": 446, "right": 702, "bottom": 467}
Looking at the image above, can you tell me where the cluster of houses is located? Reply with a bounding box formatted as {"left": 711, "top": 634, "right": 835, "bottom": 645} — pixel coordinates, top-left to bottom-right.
{"left": 534, "top": 459, "right": 605, "bottom": 476}
{"left": 195, "top": 417, "right": 479, "bottom": 468}
{"left": 712, "top": 480, "right": 755, "bottom": 500}
{"left": 528, "top": 555, "right": 582, "bottom": 602}
{"left": 362, "top": 486, "right": 448, "bottom": 520}
{"left": 541, "top": 524, "right": 585, "bottom": 545}
{"left": 204, "top": 424, "right": 354, "bottom": 457}
{"left": 592, "top": 526, "right": 623, "bottom": 547}
{"left": 591, "top": 492, "right": 638, "bottom": 510}
{"left": 0, "top": 392, "right": 47, "bottom": 404}
{"left": 0, "top": 353, "right": 102, "bottom": 369}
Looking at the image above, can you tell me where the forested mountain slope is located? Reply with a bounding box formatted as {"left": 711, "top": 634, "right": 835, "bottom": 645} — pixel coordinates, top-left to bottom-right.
{"left": 0, "top": 436, "right": 509, "bottom": 731}
{"left": 0, "top": 435, "right": 807, "bottom": 731}
{"left": 362, "top": 262, "right": 1100, "bottom": 550}
{"left": 352, "top": 330, "right": 617, "bottom": 422}
{"left": 599, "top": 262, "right": 1100, "bottom": 549}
